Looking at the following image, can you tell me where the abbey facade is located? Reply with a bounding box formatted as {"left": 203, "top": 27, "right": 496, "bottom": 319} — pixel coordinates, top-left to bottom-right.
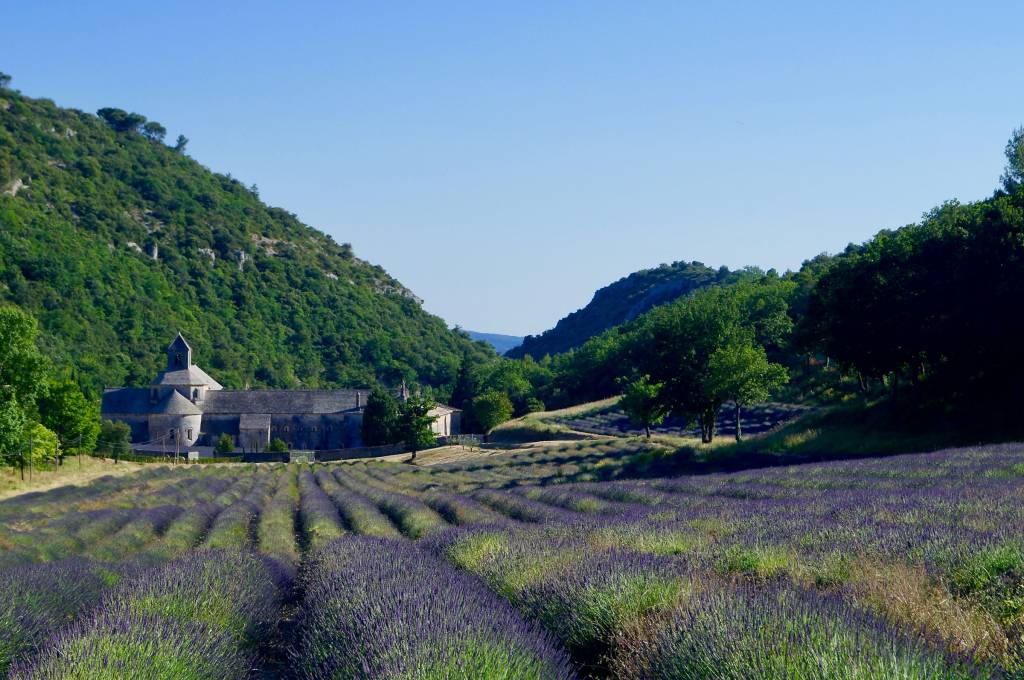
{"left": 100, "top": 334, "right": 460, "bottom": 454}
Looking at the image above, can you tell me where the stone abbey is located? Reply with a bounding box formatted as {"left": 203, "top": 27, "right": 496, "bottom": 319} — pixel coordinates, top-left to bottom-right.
{"left": 100, "top": 333, "right": 460, "bottom": 455}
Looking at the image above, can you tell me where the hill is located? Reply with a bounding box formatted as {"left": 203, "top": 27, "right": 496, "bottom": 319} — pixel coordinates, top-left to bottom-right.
{"left": 465, "top": 330, "right": 524, "bottom": 355}
{"left": 507, "top": 260, "right": 744, "bottom": 358}
{"left": 0, "top": 86, "right": 493, "bottom": 395}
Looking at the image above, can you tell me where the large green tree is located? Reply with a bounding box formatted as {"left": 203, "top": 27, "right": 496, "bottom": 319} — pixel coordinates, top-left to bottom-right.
{"left": 0, "top": 397, "right": 27, "bottom": 468}
{"left": 630, "top": 281, "right": 792, "bottom": 443}
{"left": 395, "top": 395, "right": 437, "bottom": 461}
{"left": 707, "top": 342, "right": 788, "bottom": 441}
{"left": 38, "top": 380, "right": 100, "bottom": 461}
{"left": 361, "top": 389, "right": 400, "bottom": 446}
{"left": 618, "top": 375, "right": 668, "bottom": 439}
{"left": 0, "top": 306, "right": 48, "bottom": 407}
{"left": 95, "top": 419, "right": 131, "bottom": 459}
{"left": 0, "top": 306, "right": 48, "bottom": 466}
{"left": 471, "top": 390, "right": 513, "bottom": 440}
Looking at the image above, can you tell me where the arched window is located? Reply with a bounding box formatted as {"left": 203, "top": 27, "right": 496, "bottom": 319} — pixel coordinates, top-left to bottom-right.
{"left": 175, "top": 352, "right": 183, "bottom": 368}
{"left": 192, "top": 388, "right": 199, "bottom": 401}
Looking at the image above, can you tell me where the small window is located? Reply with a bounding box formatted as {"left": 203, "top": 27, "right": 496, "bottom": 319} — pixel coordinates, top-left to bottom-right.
{"left": 175, "top": 352, "right": 183, "bottom": 368}
{"left": 187, "top": 428, "right": 193, "bottom": 439}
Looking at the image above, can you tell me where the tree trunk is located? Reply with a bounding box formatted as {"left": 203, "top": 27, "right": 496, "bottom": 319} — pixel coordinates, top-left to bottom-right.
{"left": 735, "top": 402, "right": 742, "bottom": 442}
{"left": 644, "top": 424, "right": 651, "bottom": 439}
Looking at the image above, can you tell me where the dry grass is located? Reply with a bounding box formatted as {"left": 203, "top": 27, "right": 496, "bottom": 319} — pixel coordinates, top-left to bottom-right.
{"left": 850, "top": 562, "right": 1010, "bottom": 664}
{"left": 0, "top": 456, "right": 150, "bottom": 501}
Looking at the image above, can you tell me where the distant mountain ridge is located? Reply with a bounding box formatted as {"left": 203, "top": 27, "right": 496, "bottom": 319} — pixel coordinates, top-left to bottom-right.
{"left": 507, "top": 261, "right": 743, "bottom": 358}
{"left": 0, "top": 86, "right": 493, "bottom": 394}
{"left": 465, "top": 331, "right": 525, "bottom": 355}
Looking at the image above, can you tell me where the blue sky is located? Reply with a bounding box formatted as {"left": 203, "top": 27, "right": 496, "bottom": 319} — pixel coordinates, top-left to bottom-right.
{"left": 5, "top": 2, "right": 1023, "bottom": 335}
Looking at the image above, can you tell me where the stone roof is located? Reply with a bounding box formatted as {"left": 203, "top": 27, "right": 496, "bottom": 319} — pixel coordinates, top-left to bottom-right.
{"left": 155, "top": 390, "right": 203, "bottom": 415}
{"left": 101, "top": 388, "right": 152, "bottom": 415}
{"left": 168, "top": 332, "right": 191, "bottom": 353}
{"left": 239, "top": 413, "right": 271, "bottom": 429}
{"left": 152, "top": 365, "right": 224, "bottom": 389}
{"left": 200, "top": 390, "right": 366, "bottom": 415}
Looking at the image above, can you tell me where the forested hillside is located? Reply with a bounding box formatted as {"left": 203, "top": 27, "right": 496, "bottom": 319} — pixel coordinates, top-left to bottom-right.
{"left": 0, "top": 84, "right": 492, "bottom": 395}
{"left": 508, "top": 260, "right": 743, "bottom": 358}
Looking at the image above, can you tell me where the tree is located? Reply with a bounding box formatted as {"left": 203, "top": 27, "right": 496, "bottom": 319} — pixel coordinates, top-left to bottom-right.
{"left": 524, "top": 397, "right": 545, "bottom": 414}
{"left": 96, "top": 107, "right": 148, "bottom": 133}
{"left": 38, "top": 380, "right": 100, "bottom": 462}
{"left": 707, "top": 342, "right": 788, "bottom": 441}
{"left": 141, "top": 121, "right": 167, "bottom": 142}
{"left": 618, "top": 375, "right": 668, "bottom": 439}
{"left": 173, "top": 134, "right": 189, "bottom": 153}
{"left": 0, "top": 397, "right": 27, "bottom": 468}
{"left": 395, "top": 395, "right": 437, "bottom": 461}
{"left": 449, "top": 359, "right": 476, "bottom": 409}
{"left": 471, "top": 390, "right": 513, "bottom": 440}
{"left": 0, "top": 72, "right": 11, "bottom": 90}
{"left": 26, "top": 422, "right": 60, "bottom": 466}
{"left": 361, "top": 389, "right": 400, "bottom": 446}
{"left": 1001, "top": 126, "right": 1024, "bottom": 192}
{"left": 0, "top": 306, "right": 49, "bottom": 407}
{"left": 96, "top": 419, "right": 131, "bottom": 459}
{"left": 268, "top": 438, "right": 289, "bottom": 453}
{"left": 0, "top": 307, "right": 48, "bottom": 462}
{"left": 214, "top": 433, "right": 235, "bottom": 455}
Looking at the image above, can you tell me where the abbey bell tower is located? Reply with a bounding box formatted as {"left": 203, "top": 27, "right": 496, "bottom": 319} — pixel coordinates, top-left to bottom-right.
{"left": 167, "top": 332, "right": 192, "bottom": 370}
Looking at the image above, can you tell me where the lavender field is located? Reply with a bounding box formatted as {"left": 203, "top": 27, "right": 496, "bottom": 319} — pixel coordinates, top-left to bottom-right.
{"left": 1, "top": 442, "right": 1022, "bottom": 679}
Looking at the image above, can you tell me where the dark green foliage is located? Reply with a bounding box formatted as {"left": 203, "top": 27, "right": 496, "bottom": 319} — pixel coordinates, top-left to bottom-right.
{"left": 0, "top": 72, "right": 11, "bottom": 90}
{"left": 472, "top": 390, "right": 514, "bottom": 435}
{"left": 361, "top": 389, "right": 400, "bottom": 446}
{"left": 396, "top": 395, "right": 438, "bottom": 458}
{"left": 1001, "top": 126, "right": 1024, "bottom": 191}
{"left": 0, "top": 88, "right": 493, "bottom": 397}
{"left": 38, "top": 380, "right": 100, "bottom": 456}
{"left": 618, "top": 375, "right": 667, "bottom": 439}
{"left": 95, "top": 419, "right": 131, "bottom": 457}
{"left": 141, "top": 121, "right": 167, "bottom": 142}
{"left": 509, "top": 261, "right": 745, "bottom": 359}
{"left": 214, "top": 433, "right": 235, "bottom": 455}
{"left": 799, "top": 168, "right": 1024, "bottom": 412}
{"left": 268, "top": 438, "right": 288, "bottom": 453}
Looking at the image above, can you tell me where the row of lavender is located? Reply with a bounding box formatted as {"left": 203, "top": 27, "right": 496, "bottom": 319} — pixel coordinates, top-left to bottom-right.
{"left": 339, "top": 445, "right": 1024, "bottom": 677}
{"left": 4, "top": 443, "right": 1023, "bottom": 678}
{"left": 0, "top": 465, "right": 301, "bottom": 676}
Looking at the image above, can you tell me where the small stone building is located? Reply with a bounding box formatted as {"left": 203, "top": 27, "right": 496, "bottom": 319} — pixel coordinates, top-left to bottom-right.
{"left": 101, "top": 333, "right": 460, "bottom": 454}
